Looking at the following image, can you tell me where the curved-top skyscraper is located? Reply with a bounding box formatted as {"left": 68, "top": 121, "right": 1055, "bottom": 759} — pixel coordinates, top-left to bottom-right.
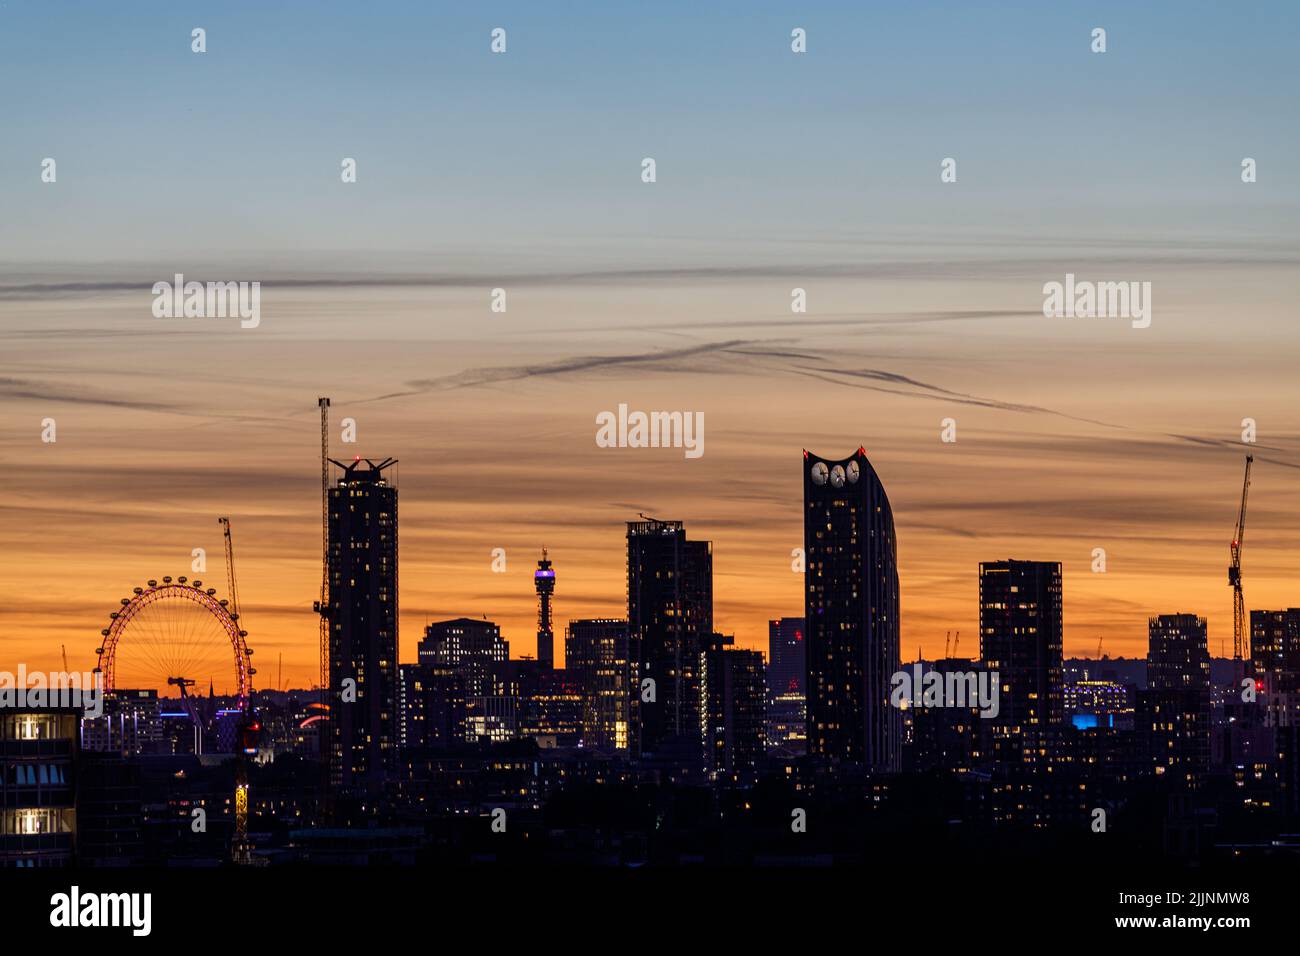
{"left": 803, "top": 447, "right": 900, "bottom": 771}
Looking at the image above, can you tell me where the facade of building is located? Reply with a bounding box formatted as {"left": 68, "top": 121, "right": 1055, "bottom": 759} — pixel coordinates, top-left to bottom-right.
{"left": 397, "top": 663, "right": 466, "bottom": 749}
{"left": 1065, "top": 680, "right": 1133, "bottom": 730}
{"left": 520, "top": 669, "right": 583, "bottom": 747}
{"left": 326, "top": 457, "right": 399, "bottom": 792}
{"left": 803, "top": 448, "right": 900, "bottom": 771}
{"left": 1, "top": 707, "right": 78, "bottom": 867}
{"left": 979, "top": 560, "right": 1064, "bottom": 733}
{"left": 701, "top": 638, "right": 767, "bottom": 781}
{"left": 76, "top": 753, "right": 143, "bottom": 866}
{"left": 766, "top": 617, "right": 807, "bottom": 754}
{"left": 565, "top": 618, "right": 634, "bottom": 753}
{"left": 80, "top": 689, "right": 162, "bottom": 754}
{"left": 420, "top": 618, "right": 514, "bottom": 743}
{"left": 1252, "top": 608, "right": 1300, "bottom": 727}
{"left": 767, "top": 617, "right": 806, "bottom": 699}
{"left": 626, "top": 518, "right": 713, "bottom": 758}
{"left": 1146, "top": 613, "right": 1211, "bottom": 790}
{"left": 905, "top": 659, "right": 992, "bottom": 774}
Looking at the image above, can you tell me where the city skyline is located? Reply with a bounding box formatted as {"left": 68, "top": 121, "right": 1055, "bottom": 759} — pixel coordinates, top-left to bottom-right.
{"left": 1, "top": 411, "right": 1294, "bottom": 695}
{"left": 3, "top": 1, "right": 1299, "bottom": 692}
{"left": 6, "top": 1, "right": 1300, "bottom": 933}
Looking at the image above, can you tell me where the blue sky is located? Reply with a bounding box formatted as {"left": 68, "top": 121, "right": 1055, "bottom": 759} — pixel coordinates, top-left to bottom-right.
{"left": 3, "top": 1, "right": 1297, "bottom": 268}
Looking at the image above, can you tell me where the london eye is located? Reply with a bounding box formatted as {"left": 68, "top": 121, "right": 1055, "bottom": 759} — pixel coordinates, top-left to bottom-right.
{"left": 94, "top": 576, "right": 255, "bottom": 708}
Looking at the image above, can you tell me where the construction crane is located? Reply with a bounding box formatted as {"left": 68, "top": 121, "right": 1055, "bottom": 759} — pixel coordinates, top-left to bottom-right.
{"left": 951, "top": 630, "right": 961, "bottom": 658}
{"left": 217, "top": 518, "right": 242, "bottom": 625}
{"left": 1228, "top": 454, "right": 1253, "bottom": 673}
{"left": 312, "top": 398, "right": 332, "bottom": 815}
{"left": 1096, "top": 632, "right": 1104, "bottom": 659}
{"left": 218, "top": 515, "right": 258, "bottom": 864}
{"left": 217, "top": 515, "right": 252, "bottom": 674}
{"left": 313, "top": 399, "right": 330, "bottom": 699}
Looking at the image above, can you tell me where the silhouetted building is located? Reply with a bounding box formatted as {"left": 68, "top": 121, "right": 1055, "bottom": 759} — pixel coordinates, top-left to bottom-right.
{"left": 905, "top": 658, "right": 991, "bottom": 774}
{"left": 80, "top": 689, "right": 162, "bottom": 754}
{"left": 1065, "top": 680, "right": 1133, "bottom": 730}
{"left": 565, "top": 618, "right": 634, "bottom": 752}
{"left": 627, "top": 518, "right": 713, "bottom": 759}
{"left": 326, "top": 457, "right": 399, "bottom": 793}
{"left": 1, "top": 707, "right": 78, "bottom": 866}
{"left": 768, "top": 617, "right": 805, "bottom": 698}
{"left": 535, "top": 549, "right": 556, "bottom": 670}
{"left": 767, "top": 695, "right": 806, "bottom": 753}
{"left": 1147, "top": 613, "right": 1211, "bottom": 790}
{"left": 1250, "top": 608, "right": 1300, "bottom": 810}
{"left": 979, "top": 560, "right": 1064, "bottom": 732}
{"left": 420, "top": 618, "right": 514, "bottom": 742}
{"left": 76, "top": 753, "right": 143, "bottom": 866}
{"left": 1252, "top": 608, "right": 1300, "bottom": 727}
{"left": 397, "top": 663, "right": 466, "bottom": 749}
{"left": 521, "top": 669, "right": 583, "bottom": 747}
{"left": 803, "top": 447, "right": 900, "bottom": 771}
{"left": 767, "top": 617, "right": 806, "bottom": 754}
{"left": 701, "top": 636, "right": 767, "bottom": 781}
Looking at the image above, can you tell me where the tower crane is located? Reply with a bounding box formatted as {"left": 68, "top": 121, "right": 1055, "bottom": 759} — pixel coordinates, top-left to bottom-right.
{"left": 217, "top": 517, "right": 242, "bottom": 626}
{"left": 312, "top": 398, "right": 332, "bottom": 816}
{"left": 217, "top": 515, "right": 258, "bottom": 864}
{"left": 217, "top": 515, "right": 252, "bottom": 681}
{"left": 313, "top": 399, "right": 330, "bottom": 699}
{"left": 1229, "top": 455, "right": 1253, "bottom": 674}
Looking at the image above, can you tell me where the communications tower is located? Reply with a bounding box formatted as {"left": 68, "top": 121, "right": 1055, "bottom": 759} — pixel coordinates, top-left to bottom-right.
{"left": 535, "top": 549, "right": 556, "bottom": 670}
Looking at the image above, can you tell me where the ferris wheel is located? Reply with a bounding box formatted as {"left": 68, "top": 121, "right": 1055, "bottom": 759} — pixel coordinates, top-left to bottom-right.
{"left": 94, "top": 576, "right": 255, "bottom": 707}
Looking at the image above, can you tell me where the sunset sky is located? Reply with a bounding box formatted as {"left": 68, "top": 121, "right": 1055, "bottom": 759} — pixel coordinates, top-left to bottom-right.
{"left": 2, "top": 2, "right": 1298, "bottom": 694}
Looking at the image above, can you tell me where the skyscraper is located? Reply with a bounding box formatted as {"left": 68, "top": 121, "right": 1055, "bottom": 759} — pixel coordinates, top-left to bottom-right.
{"left": 419, "top": 618, "right": 514, "bottom": 742}
{"left": 626, "top": 518, "right": 713, "bottom": 758}
{"left": 803, "top": 448, "right": 900, "bottom": 771}
{"left": 1, "top": 707, "right": 79, "bottom": 866}
{"left": 767, "top": 617, "right": 806, "bottom": 699}
{"left": 1146, "top": 613, "right": 1211, "bottom": 789}
{"left": 1253, "top": 609, "right": 1300, "bottom": 813}
{"left": 701, "top": 635, "right": 767, "bottom": 781}
{"left": 326, "top": 457, "right": 398, "bottom": 793}
{"left": 1251, "top": 608, "right": 1300, "bottom": 725}
{"left": 565, "top": 618, "right": 634, "bottom": 753}
{"left": 979, "top": 560, "right": 1064, "bottom": 732}
{"left": 397, "top": 663, "right": 466, "bottom": 750}
{"left": 535, "top": 549, "right": 556, "bottom": 670}
{"left": 767, "top": 617, "right": 807, "bottom": 754}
